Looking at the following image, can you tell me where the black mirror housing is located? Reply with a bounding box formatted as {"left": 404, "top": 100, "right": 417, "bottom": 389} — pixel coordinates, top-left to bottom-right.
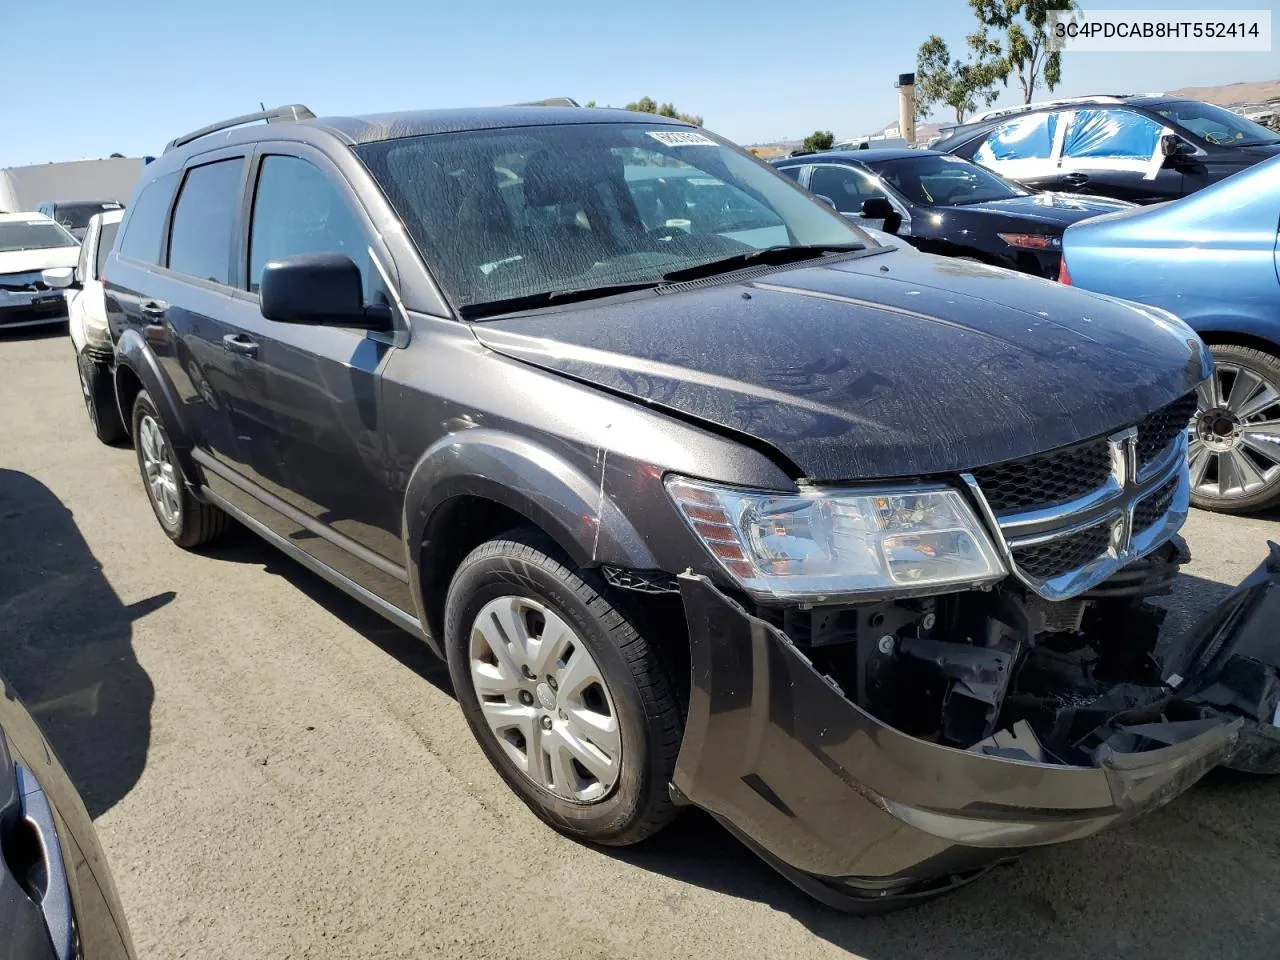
{"left": 860, "top": 197, "right": 903, "bottom": 234}
{"left": 1160, "top": 133, "right": 1179, "bottom": 158}
{"left": 259, "top": 253, "right": 392, "bottom": 330}
{"left": 814, "top": 194, "right": 838, "bottom": 210}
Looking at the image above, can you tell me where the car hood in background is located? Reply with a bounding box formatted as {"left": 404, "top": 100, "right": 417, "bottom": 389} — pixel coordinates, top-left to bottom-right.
{"left": 472, "top": 250, "right": 1209, "bottom": 481}
{"left": 0, "top": 247, "right": 80, "bottom": 275}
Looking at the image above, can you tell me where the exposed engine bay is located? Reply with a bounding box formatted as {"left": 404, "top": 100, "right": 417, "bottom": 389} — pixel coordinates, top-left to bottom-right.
{"left": 758, "top": 537, "right": 1280, "bottom": 769}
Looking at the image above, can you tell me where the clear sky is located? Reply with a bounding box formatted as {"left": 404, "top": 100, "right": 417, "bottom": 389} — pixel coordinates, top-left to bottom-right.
{"left": 4, "top": 0, "right": 1277, "bottom": 166}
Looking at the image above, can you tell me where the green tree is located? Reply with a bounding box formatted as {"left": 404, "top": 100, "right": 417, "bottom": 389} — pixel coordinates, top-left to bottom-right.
{"left": 971, "top": 0, "right": 1075, "bottom": 104}
{"left": 802, "top": 130, "right": 835, "bottom": 152}
{"left": 624, "top": 96, "right": 704, "bottom": 126}
{"left": 915, "top": 31, "right": 1005, "bottom": 123}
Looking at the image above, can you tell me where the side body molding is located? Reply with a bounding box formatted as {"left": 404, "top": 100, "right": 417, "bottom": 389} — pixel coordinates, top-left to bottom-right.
{"left": 403, "top": 428, "right": 660, "bottom": 624}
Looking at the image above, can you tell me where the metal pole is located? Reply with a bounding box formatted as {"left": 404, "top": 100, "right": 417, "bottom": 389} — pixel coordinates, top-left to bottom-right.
{"left": 897, "top": 72, "right": 917, "bottom": 145}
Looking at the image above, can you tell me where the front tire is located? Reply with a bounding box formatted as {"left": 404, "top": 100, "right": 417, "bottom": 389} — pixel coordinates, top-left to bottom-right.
{"left": 1189, "top": 343, "right": 1280, "bottom": 514}
{"left": 77, "top": 350, "right": 126, "bottom": 444}
{"left": 444, "top": 530, "right": 683, "bottom": 846}
{"left": 131, "top": 390, "right": 227, "bottom": 548}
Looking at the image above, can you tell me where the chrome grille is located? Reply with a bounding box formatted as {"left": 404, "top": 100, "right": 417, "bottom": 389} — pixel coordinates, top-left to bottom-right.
{"left": 971, "top": 437, "right": 1112, "bottom": 513}
{"left": 1137, "top": 394, "right": 1197, "bottom": 470}
{"left": 966, "top": 394, "right": 1194, "bottom": 602}
{"left": 1011, "top": 522, "right": 1113, "bottom": 581}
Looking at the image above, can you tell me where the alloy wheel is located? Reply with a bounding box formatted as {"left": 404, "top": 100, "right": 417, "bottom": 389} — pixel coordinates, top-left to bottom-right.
{"left": 138, "top": 414, "right": 181, "bottom": 527}
{"left": 468, "top": 595, "right": 621, "bottom": 803}
{"left": 1188, "top": 362, "right": 1280, "bottom": 501}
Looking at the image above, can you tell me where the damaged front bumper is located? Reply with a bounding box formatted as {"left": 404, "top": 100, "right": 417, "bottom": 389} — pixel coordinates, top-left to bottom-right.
{"left": 671, "top": 545, "right": 1280, "bottom": 911}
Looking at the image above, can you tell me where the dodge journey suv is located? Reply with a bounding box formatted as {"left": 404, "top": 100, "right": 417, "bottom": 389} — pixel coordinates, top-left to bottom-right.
{"left": 101, "top": 103, "right": 1280, "bottom": 910}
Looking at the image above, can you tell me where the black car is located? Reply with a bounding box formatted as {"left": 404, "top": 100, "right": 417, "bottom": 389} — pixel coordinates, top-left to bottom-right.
{"left": 934, "top": 96, "right": 1280, "bottom": 203}
{"left": 34, "top": 202, "right": 124, "bottom": 242}
{"left": 1, "top": 674, "right": 135, "bottom": 959}
{"left": 771, "top": 149, "right": 1129, "bottom": 277}
{"left": 99, "top": 103, "right": 1280, "bottom": 911}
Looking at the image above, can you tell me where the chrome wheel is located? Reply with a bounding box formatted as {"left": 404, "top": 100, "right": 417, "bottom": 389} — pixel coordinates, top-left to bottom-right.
{"left": 1189, "top": 362, "right": 1280, "bottom": 501}
{"left": 468, "top": 595, "right": 621, "bottom": 803}
{"left": 138, "top": 414, "right": 181, "bottom": 527}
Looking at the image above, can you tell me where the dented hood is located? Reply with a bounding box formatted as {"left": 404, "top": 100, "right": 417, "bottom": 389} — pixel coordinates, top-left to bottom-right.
{"left": 472, "top": 250, "right": 1210, "bottom": 480}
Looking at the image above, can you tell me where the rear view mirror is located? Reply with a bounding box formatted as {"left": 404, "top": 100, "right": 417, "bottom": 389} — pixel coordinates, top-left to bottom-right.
{"left": 259, "top": 253, "right": 392, "bottom": 331}
{"left": 42, "top": 266, "right": 76, "bottom": 289}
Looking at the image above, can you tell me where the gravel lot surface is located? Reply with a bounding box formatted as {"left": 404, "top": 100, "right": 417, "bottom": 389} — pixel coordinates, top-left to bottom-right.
{"left": 3, "top": 327, "right": 1280, "bottom": 959}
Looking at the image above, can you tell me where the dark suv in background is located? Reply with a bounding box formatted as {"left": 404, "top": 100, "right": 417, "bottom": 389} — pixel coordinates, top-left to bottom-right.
{"left": 935, "top": 96, "right": 1280, "bottom": 203}
{"left": 100, "top": 103, "right": 1280, "bottom": 910}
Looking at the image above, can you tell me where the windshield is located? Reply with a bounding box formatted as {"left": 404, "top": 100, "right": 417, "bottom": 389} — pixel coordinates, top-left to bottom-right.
{"left": 355, "top": 123, "right": 871, "bottom": 311}
{"left": 1155, "top": 100, "right": 1280, "bottom": 147}
{"left": 870, "top": 153, "right": 1031, "bottom": 206}
{"left": 51, "top": 202, "right": 122, "bottom": 231}
{"left": 0, "top": 220, "right": 79, "bottom": 253}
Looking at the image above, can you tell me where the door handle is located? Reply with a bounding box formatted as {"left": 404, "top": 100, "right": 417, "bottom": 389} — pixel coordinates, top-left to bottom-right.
{"left": 140, "top": 299, "right": 168, "bottom": 320}
{"left": 222, "top": 333, "right": 259, "bottom": 358}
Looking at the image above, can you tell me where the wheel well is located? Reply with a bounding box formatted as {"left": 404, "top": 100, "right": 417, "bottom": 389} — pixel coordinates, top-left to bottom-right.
{"left": 1195, "top": 330, "right": 1280, "bottom": 358}
{"left": 114, "top": 364, "right": 144, "bottom": 439}
{"left": 419, "top": 497, "right": 531, "bottom": 641}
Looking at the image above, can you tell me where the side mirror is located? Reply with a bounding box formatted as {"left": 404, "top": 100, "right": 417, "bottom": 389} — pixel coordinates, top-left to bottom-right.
{"left": 1160, "top": 134, "right": 1179, "bottom": 157}
{"left": 814, "top": 194, "right": 838, "bottom": 210}
{"left": 42, "top": 266, "right": 76, "bottom": 289}
{"left": 259, "top": 253, "right": 392, "bottom": 331}
{"left": 861, "top": 197, "right": 903, "bottom": 235}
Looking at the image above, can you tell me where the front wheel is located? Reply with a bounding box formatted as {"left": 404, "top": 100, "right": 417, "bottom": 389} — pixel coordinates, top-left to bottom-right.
{"left": 444, "top": 530, "right": 683, "bottom": 846}
{"left": 1189, "top": 344, "right": 1280, "bottom": 514}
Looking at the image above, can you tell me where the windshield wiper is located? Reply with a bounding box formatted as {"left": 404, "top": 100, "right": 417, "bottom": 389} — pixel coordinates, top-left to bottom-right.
{"left": 459, "top": 280, "right": 662, "bottom": 320}
{"left": 660, "top": 243, "right": 865, "bottom": 284}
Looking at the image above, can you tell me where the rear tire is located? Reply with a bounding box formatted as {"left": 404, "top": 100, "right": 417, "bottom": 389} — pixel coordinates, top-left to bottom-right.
{"left": 131, "top": 390, "right": 227, "bottom": 548}
{"left": 1189, "top": 343, "right": 1280, "bottom": 514}
{"left": 77, "top": 350, "right": 126, "bottom": 445}
{"left": 444, "top": 529, "right": 683, "bottom": 846}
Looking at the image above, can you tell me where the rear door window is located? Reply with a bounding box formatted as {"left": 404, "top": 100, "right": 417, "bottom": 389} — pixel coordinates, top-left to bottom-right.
{"left": 118, "top": 171, "right": 179, "bottom": 265}
{"left": 167, "top": 158, "right": 244, "bottom": 285}
{"left": 975, "top": 113, "right": 1059, "bottom": 163}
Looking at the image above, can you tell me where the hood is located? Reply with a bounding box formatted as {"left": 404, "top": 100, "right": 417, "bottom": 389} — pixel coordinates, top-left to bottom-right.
{"left": 472, "top": 251, "right": 1209, "bottom": 481}
{"left": 938, "top": 192, "right": 1134, "bottom": 228}
{"left": 0, "top": 246, "right": 79, "bottom": 275}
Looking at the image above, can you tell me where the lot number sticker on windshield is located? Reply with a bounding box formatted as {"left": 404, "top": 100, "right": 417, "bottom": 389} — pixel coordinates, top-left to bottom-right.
{"left": 646, "top": 131, "right": 717, "bottom": 147}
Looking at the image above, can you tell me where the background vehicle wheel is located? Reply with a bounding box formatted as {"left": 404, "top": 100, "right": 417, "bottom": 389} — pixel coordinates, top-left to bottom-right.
{"left": 77, "top": 351, "right": 126, "bottom": 445}
{"left": 1189, "top": 344, "right": 1280, "bottom": 514}
{"left": 131, "top": 391, "right": 227, "bottom": 548}
{"left": 444, "top": 530, "right": 683, "bottom": 846}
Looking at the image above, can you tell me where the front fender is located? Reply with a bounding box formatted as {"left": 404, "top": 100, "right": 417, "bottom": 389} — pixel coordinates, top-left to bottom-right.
{"left": 114, "top": 328, "right": 198, "bottom": 481}
{"left": 403, "top": 427, "right": 659, "bottom": 588}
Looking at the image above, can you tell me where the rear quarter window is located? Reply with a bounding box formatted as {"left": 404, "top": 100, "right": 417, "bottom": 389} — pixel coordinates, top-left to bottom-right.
{"left": 118, "top": 171, "right": 179, "bottom": 265}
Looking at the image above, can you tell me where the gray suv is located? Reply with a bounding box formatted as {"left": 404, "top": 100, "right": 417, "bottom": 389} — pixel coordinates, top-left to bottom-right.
{"left": 101, "top": 103, "right": 1280, "bottom": 910}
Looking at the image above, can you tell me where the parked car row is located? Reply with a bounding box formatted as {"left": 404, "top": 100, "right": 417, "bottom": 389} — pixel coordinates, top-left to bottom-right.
{"left": 23, "top": 100, "right": 1275, "bottom": 918}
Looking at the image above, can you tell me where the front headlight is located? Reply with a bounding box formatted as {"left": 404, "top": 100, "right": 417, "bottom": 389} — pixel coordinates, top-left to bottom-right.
{"left": 666, "top": 477, "right": 1007, "bottom": 601}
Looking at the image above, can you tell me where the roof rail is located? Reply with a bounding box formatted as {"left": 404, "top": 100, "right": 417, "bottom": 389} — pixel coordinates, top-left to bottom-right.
{"left": 967, "top": 95, "right": 1136, "bottom": 124}
{"left": 164, "top": 104, "right": 316, "bottom": 154}
{"left": 511, "top": 97, "right": 581, "bottom": 107}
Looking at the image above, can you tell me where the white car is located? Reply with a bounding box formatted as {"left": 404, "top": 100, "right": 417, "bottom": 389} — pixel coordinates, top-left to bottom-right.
{"left": 0, "top": 212, "right": 80, "bottom": 332}
{"left": 43, "top": 209, "right": 127, "bottom": 442}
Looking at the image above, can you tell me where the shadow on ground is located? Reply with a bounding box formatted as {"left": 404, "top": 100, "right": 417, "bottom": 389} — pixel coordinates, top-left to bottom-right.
{"left": 200, "top": 527, "right": 452, "bottom": 695}
{"left": 0, "top": 468, "right": 166, "bottom": 818}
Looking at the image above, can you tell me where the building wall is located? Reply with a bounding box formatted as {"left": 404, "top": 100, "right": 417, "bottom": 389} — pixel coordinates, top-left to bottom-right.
{"left": 0, "top": 157, "right": 146, "bottom": 213}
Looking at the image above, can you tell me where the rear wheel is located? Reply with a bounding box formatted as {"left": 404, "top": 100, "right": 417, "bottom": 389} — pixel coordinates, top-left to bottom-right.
{"left": 1189, "top": 344, "right": 1280, "bottom": 513}
{"left": 131, "top": 390, "right": 228, "bottom": 548}
{"left": 444, "top": 530, "right": 683, "bottom": 846}
{"left": 77, "top": 350, "right": 126, "bottom": 444}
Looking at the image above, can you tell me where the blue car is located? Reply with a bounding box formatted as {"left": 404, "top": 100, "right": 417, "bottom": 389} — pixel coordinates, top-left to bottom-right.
{"left": 1060, "top": 155, "right": 1280, "bottom": 513}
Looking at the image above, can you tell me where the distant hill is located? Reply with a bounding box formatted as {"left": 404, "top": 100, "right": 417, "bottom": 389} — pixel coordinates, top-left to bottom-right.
{"left": 1167, "top": 79, "right": 1280, "bottom": 106}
